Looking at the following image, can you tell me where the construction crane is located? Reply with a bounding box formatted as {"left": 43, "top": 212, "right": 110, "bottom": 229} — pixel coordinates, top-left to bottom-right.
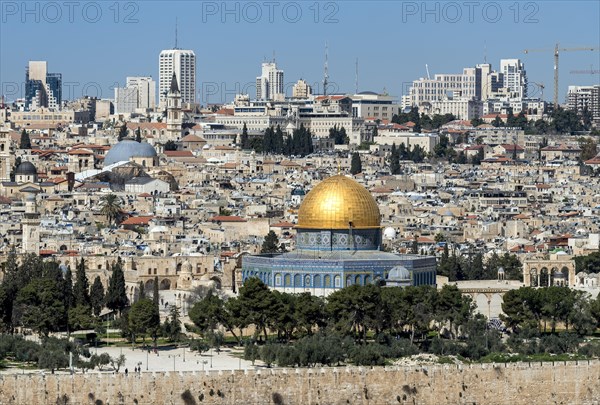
{"left": 570, "top": 69, "right": 600, "bottom": 74}
{"left": 523, "top": 43, "right": 598, "bottom": 107}
{"left": 530, "top": 82, "right": 545, "bottom": 100}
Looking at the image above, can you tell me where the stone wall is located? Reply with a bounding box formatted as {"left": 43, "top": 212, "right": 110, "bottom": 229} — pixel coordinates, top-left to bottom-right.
{"left": 1, "top": 361, "right": 599, "bottom": 404}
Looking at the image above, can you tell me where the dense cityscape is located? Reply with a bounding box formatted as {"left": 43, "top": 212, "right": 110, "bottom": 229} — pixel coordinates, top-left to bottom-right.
{"left": 1, "top": 1, "right": 600, "bottom": 403}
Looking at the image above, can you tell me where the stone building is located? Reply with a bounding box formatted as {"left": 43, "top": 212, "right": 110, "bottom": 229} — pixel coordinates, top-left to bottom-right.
{"left": 242, "top": 175, "right": 437, "bottom": 296}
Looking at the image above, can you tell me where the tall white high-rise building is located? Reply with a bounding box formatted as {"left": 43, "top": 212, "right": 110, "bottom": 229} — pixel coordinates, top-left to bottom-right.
{"left": 159, "top": 49, "right": 196, "bottom": 108}
{"left": 256, "top": 62, "right": 284, "bottom": 101}
{"left": 500, "top": 59, "right": 527, "bottom": 99}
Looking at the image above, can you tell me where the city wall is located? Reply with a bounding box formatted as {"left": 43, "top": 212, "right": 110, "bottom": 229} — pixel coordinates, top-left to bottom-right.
{"left": 1, "top": 360, "right": 599, "bottom": 405}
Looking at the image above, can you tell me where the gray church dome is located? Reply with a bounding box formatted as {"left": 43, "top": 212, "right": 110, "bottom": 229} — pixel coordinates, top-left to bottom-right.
{"left": 15, "top": 161, "right": 37, "bottom": 175}
{"left": 104, "top": 140, "right": 157, "bottom": 167}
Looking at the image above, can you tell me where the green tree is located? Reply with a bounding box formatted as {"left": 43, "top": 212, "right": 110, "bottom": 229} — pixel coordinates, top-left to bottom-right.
{"left": 390, "top": 143, "right": 401, "bottom": 174}
{"left": 73, "top": 259, "right": 91, "bottom": 308}
{"left": 591, "top": 292, "right": 600, "bottom": 329}
{"left": 128, "top": 298, "right": 160, "bottom": 343}
{"left": 68, "top": 305, "right": 95, "bottom": 331}
{"left": 89, "top": 276, "right": 105, "bottom": 317}
{"left": 261, "top": 230, "right": 280, "bottom": 254}
{"left": 117, "top": 124, "right": 128, "bottom": 141}
{"left": 350, "top": 152, "right": 362, "bottom": 175}
{"left": 138, "top": 281, "right": 146, "bottom": 300}
{"left": 15, "top": 276, "right": 67, "bottom": 337}
{"left": 491, "top": 115, "right": 503, "bottom": 127}
{"left": 153, "top": 276, "right": 159, "bottom": 307}
{"left": 326, "top": 284, "right": 383, "bottom": 343}
{"left": 99, "top": 194, "right": 122, "bottom": 226}
{"left": 164, "top": 140, "right": 178, "bottom": 151}
{"left": 105, "top": 259, "right": 129, "bottom": 316}
{"left": 19, "top": 129, "right": 31, "bottom": 149}
{"left": 240, "top": 123, "right": 250, "bottom": 149}
{"left": 471, "top": 117, "right": 484, "bottom": 127}
{"left": 238, "top": 277, "right": 278, "bottom": 341}
{"left": 63, "top": 267, "right": 74, "bottom": 311}
{"left": 189, "top": 291, "right": 240, "bottom": 342}
{"left": 163, "top": 304, "right": 182, "bottom": 342}
{"left": 579, "top": 137, "right": 598, "bottom": 161}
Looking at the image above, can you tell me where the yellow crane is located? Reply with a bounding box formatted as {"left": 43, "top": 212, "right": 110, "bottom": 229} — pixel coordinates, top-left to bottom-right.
{"left": 523, "top": 43, "right": 598, "bottom": 108}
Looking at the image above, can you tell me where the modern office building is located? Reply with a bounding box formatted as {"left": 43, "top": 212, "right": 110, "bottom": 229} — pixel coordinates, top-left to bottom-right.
{"left": 256, "top": 62, "right": 284, "bottom": 101}
{"left": 25, "top": 61, "right": 62, "bottom": 111}
{"left": 567, "top": 85, "right": 600, "bottom": 127}
{"left": 115, "top": 77, "right": 156, "bottom": 114}
{"left": 158, "top": 49, "right": 196, "bottom": 107}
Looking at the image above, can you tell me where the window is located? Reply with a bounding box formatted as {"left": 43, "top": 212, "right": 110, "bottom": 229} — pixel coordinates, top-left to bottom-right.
{"left": 334, "top": 276, "right": 341, "bottom": 288}
{"left": 275, "top": 273, "right": 282, "bottom": 286}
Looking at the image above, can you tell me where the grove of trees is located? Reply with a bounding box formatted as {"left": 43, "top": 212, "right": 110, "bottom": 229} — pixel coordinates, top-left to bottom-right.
{"left": 187, "top": 277, "right": 600, "bottom": 367}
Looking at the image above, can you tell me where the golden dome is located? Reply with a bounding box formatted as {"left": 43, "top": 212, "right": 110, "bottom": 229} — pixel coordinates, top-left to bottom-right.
{"left": 296, "top": 175, "right": 380, "bottom": 229}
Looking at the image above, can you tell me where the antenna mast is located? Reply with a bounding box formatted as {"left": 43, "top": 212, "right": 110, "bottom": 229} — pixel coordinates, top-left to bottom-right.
{"left": 323, "top": 42, "right": 329, "bottom": 96}
{"left": 174, "top": 18, "right": 178, "bottom": 49}
{"left": 355, "top": 58, "right": 359, "bottom": 94}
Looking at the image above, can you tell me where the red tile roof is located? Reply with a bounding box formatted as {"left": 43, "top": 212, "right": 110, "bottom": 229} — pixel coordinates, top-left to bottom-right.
{"left": 120, "top": 216, "right": 154, "bottom": 225}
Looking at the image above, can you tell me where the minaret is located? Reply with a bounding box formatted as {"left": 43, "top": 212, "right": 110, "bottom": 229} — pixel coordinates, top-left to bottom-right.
{"left": 0, "top": 126, "right": 12, "bottom": 182}
{"left": 22, "top": 187, "right": 40, "bottom": 255}
{"left": 166, "top": 72, "right": 182, "bottom": 141}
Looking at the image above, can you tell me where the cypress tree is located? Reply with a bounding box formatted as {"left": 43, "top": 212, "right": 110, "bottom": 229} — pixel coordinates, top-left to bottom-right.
{"left": 105, "top": 259, "right": 129, "bottom": 315}
{"left": 350, "top": 152, "right": 362, "bottom": 175}
{"left": 19, "top": 129, "right": 31, "bottom": 149}
{"left": 90, "top": 276, "right": 105, "bottom": 317}
{"left": 73, "top": 259, "right": 91, "bottom": 307}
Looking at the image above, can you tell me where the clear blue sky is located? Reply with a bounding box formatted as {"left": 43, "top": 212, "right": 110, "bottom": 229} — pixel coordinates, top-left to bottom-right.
{"left": 1, "top": 0, "right": 599, "bottom": 105}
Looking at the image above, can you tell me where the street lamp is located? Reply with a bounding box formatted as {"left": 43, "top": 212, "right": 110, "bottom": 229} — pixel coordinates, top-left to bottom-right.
{"left": 168, "top": 354, "right": 181, "bottom": 372}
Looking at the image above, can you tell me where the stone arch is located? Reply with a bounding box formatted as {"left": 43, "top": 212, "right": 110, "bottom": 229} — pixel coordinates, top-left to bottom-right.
{"left": 540, "top": 267, "right": 549, "bottom": 287}
{"left": 159, "top": 279, "right": 171, "bottom": 290}
{"left": 145, "top": 279, "right": 155, "bottom": 291}
{"left": 561, "top": 266, "right": 570, "bottom": 286}
{"left": 530, "top": 268, "right": 538, "bottom": 287}
{"left": 346, "top": 275, "right": 352, "bottom": 287}
{"left": 354, "top": 274, "right": 361, "bottom": 285}
{"left": 176, "top": 263, "right": 182, "bottom": 274}
{"left": 364, "top": 275, "right": 372, "bottom": 284}
{"left": 334, "top": 275, "right": 341, "bottom": 288}
{"left": 210, "top": 276, "right": 222, "bottom": 290}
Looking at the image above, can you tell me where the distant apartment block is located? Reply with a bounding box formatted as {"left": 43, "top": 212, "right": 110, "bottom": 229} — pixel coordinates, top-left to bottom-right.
{"left": 403, "top": 59, "right": 530, "bottom": 119}
{"left": 25, "top": 61, "right": 62, "bottom": 111}
{"left": 567, "top": 85, "right": 600, "bottom": 127}
{"left": 159, "top": 49, "right": 196, "bottom": 107}
{"left": 500, "top": 59, "right": 527, "bottom": 99}
{"left": 292, "top": 79, "right": 312, "bottom": 99}
{"left": 351, "top": 92, "right": 399, "bottom": 121}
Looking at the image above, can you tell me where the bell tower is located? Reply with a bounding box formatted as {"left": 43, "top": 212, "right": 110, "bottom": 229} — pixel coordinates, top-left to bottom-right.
{"left": 166, "top": 72, "right": 182, "bottom": 141}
